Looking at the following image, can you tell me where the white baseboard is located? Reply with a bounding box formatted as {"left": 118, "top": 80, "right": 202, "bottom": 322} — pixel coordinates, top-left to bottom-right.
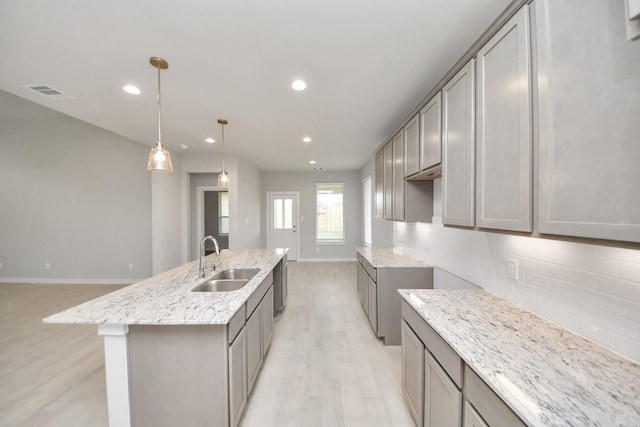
{"left": 0, "top": 277, "right": 139, "bottom": 285}
{"left": 296, "top": 257, "right": 357, "bottom": 262}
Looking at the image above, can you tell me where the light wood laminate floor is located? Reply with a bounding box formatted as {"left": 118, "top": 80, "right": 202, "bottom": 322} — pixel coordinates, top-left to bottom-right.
{"left": 0, "top": 262, "right": 414, "bottom": 427}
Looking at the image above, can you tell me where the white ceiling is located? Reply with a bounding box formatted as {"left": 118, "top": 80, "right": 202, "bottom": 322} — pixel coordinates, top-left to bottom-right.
{"left": 0, "top": 0, "right": 512, "bottom": 172}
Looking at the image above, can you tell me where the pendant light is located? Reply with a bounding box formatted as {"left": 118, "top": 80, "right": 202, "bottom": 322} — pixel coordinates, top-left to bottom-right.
{"left": 217, "top": 119, "right": 230, "bottom": 187}
{"left": 147, "top": 57, "right": 173, "bottom": 172}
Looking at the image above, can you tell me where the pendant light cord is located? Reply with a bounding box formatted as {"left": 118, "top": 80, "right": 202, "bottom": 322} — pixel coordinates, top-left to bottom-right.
{"left": 221, "top": 122, "right": 225, "bottom": 171}
{"left": 157, "top": 64, "right": 162, "bottom": 144}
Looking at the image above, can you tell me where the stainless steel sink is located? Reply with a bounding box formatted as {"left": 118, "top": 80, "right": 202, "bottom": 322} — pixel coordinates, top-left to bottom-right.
{"left": 192, "top": 279, "right": 249, "bottom": 292}
{"left": 211, "top": 268, "right": 260, "bottom": 281}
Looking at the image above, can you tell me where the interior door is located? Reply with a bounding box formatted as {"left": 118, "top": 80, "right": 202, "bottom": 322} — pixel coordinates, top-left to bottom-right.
{"left": 267, "top": 192, "right": 298, "bottom": 260}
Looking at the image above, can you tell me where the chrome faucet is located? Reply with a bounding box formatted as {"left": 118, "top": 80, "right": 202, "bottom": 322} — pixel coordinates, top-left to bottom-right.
{"left": 199, "top": 235, "right": 220, "bottom": 278}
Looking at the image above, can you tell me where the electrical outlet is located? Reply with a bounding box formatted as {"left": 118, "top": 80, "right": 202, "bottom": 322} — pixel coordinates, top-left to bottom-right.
{"left": 506, "top": 259, "right": 518, "bottom": 280}
{"left": 316, "top": 246, "right": 320, "bottom": 252}
{"left": 129, "top": 263, "right": 134, "bottom": 270}
{"left": 45, "top": 262, "right": 51, "bottom": 270}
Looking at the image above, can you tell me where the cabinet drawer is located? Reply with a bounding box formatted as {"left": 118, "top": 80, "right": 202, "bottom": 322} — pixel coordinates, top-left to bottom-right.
{"left": 228, "top": 304, "right": 246, "bottom": 344}
{"left": 402, "top": 300, "right": 463, "bottom": 388}
{"left": 247, "top": 272, "right": 273, "bottom": 319}
{"left": 362, "top": 258, "right": 377, "bottom": 282}
{"left": 464, "top": 365, "right": 525, "bottom": 427}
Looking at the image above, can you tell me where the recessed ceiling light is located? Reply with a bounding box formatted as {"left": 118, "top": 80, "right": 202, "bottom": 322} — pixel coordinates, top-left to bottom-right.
{"left": 292, "top": 80, "right": 306, "bottom": 91}
{"left": 309, "top": 160, "right": 316, "bottom": 164}
{"left": 205, "top": 138, "right": 215, "bottom": 143}
{"left": 302, "top": 137, "right": 312, "bottom": 143}
{"left": 180, "top": 144, "right": 189, "bottom": 150}
{"left": 123, "top": 85, "right": 141, "bottom": 95}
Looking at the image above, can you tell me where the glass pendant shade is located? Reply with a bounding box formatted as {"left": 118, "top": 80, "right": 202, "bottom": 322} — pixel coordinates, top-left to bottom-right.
{"left": 217, "top": 170, "right": 230, "bottom": 187}
{"left": 147, "top": 141, "right": 173, "bottom": 172}
{"left": 147, "top": 56, "right": 173, "bottom": 173}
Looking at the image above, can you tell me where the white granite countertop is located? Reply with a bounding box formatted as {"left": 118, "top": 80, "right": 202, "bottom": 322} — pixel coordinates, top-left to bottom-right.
{"left": 399, "top": 289, "right": 640, "bottom": 426}
{"left": 356, "top": 246, "right": 431, "bottom": 268}
{"left": 44, "top": 249, "right": 287, "bottom": 326}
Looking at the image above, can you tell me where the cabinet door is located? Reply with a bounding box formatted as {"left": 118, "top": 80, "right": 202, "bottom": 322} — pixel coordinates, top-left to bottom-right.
{"left": 442, "top": 60, "right": 475, "bottom": 227}
{"left": 246, "top": 305, "right": 263, "bottom": 394}
{"left": 420, "top": 92, "right": 442, "bottom": 172}
{"left": 476, "top": 6, "right": 532, "bottom": 232}
{"left": 401, "top": 320, "right": 424, "bottom": 426}
{"left": 356, "top": 262, "right": 363, "bottom": 304}
{"left": 262, "top": 286, "right": 274, "bottom": 355}
{"left": 383, "top": 142, "right": 393, "bottom": 219}
{"left": 362, "top": 271, "right": 369, "bottom": 315}
{"left": 392, "top": 130, "right": 405, "bottom": 221}
{"left": 424, "top": 351, "right": 462, "bottom": 427}
{"left": 375, "top": 150, "right": 385, "bottom": 218}
{"left": 405, "top": 113, "right": 420, "bottom": 177}
{"left": 463, "top": 401, "right": 488, "bottom": 427}
{"left": 536, "top": 0, "right": 640, "bottom": 242}
{"left": 282, "top": 262, "right": 288, "bottom": 307}
{"left": 229, "top": 327, "right": 247, "bottom": 427}
{"left": 367, "top": 276, "right": 378, "bottom": 332}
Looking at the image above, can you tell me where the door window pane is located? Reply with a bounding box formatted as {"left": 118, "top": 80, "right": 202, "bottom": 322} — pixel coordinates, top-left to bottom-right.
{"left": 274, "top": 198, "right": 294, "bottom": 230}
{"left": 219, "top": 192, "right": 229, "bottom": 234}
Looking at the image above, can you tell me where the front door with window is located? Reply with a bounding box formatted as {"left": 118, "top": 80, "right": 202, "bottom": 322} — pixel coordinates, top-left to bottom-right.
{"left": 267, "top": 192, "right": 299, "bottom": 260}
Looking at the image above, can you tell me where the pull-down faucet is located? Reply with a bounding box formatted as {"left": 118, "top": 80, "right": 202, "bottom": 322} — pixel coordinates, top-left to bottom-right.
{"left": 199, "top": 235, "right": 220, "bottom": 278}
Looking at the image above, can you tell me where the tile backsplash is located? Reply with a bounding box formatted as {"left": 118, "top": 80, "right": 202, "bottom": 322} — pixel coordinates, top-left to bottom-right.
{"left": 393, "top": 214, "right": 640, "bottom": 364}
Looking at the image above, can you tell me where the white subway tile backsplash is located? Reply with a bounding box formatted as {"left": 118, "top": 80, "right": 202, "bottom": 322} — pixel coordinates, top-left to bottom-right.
{"left": 393, "top": 221, "right": 640, "bottom": 363}
{"left": 597, "top": 275, "right": 640, "bottom": 303}
{"left": 618, "top": 261, "right": 640, "bottom": 283}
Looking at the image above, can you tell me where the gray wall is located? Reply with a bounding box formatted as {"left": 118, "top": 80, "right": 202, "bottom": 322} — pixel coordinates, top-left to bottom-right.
{"left": 261, "top": 170, "right": 362, "bottom": 260}
{"left": 0, "top": 90, "right": 152, "bottom": 283}
{"left": 360, "top": 157, "right": 393, "bottom": 247}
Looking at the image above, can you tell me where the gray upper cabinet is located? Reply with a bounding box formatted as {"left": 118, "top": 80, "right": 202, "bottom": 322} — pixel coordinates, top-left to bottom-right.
{"left": 476, "top": 5, "right": 532, "bottom": 232}
{"left": 443, "top": 60, "right": 475, "bottom": 227}
{"left": 536, "top": 0, "right": 640, "bottom": 243}
{"left": 405, "top": 113, "right": 421, "bottom": 177}
{"left": 420, "top": 92, "right": 442, "bottom": 172}
{"left": 383, "top": 141, "right": 393, "bottom": 220}
{"left": 392, "top": 131, "right": 405, "bottom": 221}
{"left": 375, "top": 150, "right": 385, "bottom": 218}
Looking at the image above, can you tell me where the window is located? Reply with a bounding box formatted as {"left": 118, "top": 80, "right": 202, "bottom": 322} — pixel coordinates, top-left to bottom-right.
{"left": 363, "top": 176, "right": 372, "bottom": 246}
{"left": 316, "top": 183, "right": 345, "bottom": 244}
{"left": 219, "top": 191, "right": 229, "bottom": 235}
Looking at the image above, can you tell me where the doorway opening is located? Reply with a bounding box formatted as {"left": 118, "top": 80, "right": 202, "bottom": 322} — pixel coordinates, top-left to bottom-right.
{"left": 266, "top": 192, "right": 299, "bottom": 260}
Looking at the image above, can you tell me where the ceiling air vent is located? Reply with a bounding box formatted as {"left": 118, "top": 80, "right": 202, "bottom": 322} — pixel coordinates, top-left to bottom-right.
{"left": 23, "top": 84, "right": 73, "bottom": 100}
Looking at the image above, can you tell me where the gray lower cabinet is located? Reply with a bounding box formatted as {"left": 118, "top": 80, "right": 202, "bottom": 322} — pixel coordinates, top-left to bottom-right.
{"left": 262, "top": 286, "right": 274, "bottom": 353}
{"left": 402, "top": 300, "right": 525, "bottom": 427}
{"left": 442, "top": 59, "right": 475, "bottom": 227}
{"left": 536, "top": 0, "right": 640, "bottom": 243}
{"left": 367, "top": 276, "right": 377, "bottom": 331}
{"left": 228, "top": 327, "right": 247, "bottom": 427}
{"left": 357, "top": 252, "right": 433, "bottom": 345}
{"left": 463, "top": 402, "right": 488, "bottom": 427}
{"left": 246, "top": 303, "right": 263, "bottom": 394}
{"left": 475, "top": 5, "right": 532, "bottom": 232}
{"left": 273, "top": 256, "right": 287, "bottom": 313}
{"left": 425, "top": 350, "right": 462, "bottom": 427}
{"left": 401, "top": 320, "right": 424, "bottom": 426}
{"left": 247, "top": 284, "right": 274, "bottom": 395}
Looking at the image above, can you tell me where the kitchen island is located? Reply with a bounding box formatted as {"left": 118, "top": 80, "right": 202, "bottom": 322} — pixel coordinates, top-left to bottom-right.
{"left": 399, "top": 289, "right": 640, "bottom": 426}
{"left": 44, "top": 248, "right": 287, "bottom": 427}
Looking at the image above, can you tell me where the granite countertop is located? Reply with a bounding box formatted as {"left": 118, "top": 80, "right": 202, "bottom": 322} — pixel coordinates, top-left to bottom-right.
{"left": 399, "top": 289, "right": 640, "bottom": 426}
{"left": 44, "top": 248, "right": 287, "bottom": 326}
{"left": 356, "top": 246, "right": 431, "bottom": 268}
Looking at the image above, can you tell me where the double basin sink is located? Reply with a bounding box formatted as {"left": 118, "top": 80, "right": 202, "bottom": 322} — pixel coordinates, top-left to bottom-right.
{"left": 192, "top": 268, "right": 260, "bottom": 292}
